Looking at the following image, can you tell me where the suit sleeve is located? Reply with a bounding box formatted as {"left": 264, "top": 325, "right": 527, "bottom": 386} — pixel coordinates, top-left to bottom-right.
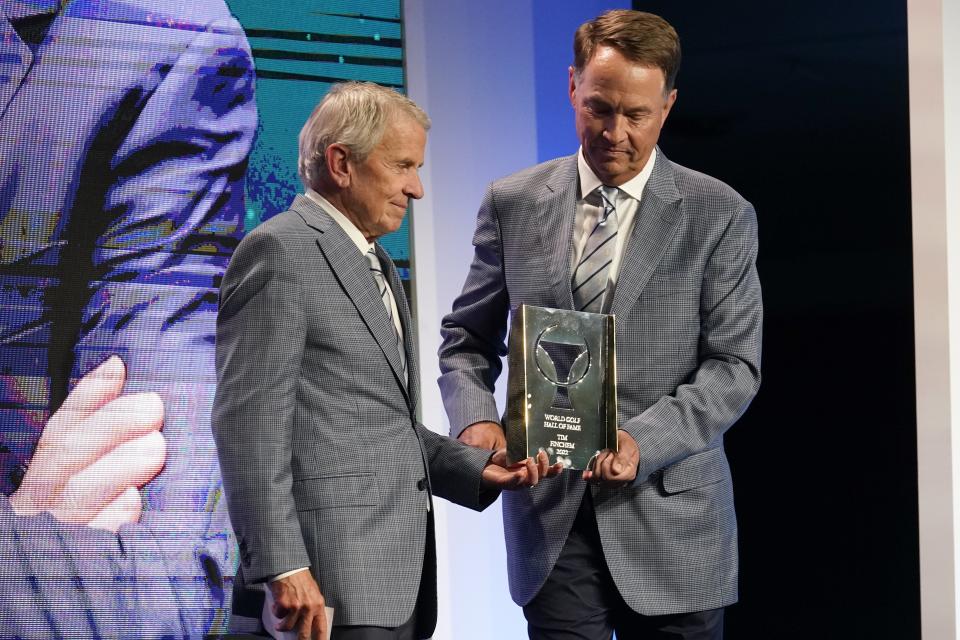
{"left": 438, "top": 185, "right": 512, "bottom": 437}
{"left": 414, "top": 423, "right": 499, "bottom": 511}
{"left": 212, "top": 230, "right": 311, "bottom": 584}
{"left": 623, "top": 201, "right": 763, "bottom": 482}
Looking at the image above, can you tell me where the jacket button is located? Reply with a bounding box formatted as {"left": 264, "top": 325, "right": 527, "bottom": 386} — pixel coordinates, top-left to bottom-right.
{"left": 416, "top": 478, "right": 427, "bottom": 491}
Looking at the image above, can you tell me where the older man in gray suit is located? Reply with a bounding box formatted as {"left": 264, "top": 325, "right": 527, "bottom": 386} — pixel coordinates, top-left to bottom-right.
{"left": 438, "top": 10, "right": 762, "bottom": 640}
{"left": 213, "top": 82, "right": 556, "bottom": 640}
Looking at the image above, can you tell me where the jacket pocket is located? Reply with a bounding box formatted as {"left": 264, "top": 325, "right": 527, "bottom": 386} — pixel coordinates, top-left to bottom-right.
{"left": 661, "top": 447, "right": 727, "bottom": 494}
{"left": 291, "top": 473, "right": 380, "bottom": 510}
{"left": 640, "top": 273, "right": 700, "bottom": 298}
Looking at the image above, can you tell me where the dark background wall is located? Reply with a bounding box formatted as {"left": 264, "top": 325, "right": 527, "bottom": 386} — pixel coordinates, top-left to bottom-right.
{"left": 633, "top": 2, "right": 919, "bottom": 637}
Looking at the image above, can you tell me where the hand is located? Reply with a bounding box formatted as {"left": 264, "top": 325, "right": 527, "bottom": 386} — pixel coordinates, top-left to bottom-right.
{"left": 481, "top": 449, "right": 563, "bottom": 489}
{"left": 9, "top": 355, "right": 166, "bottom": 531}
{"left": 269, "top": 569, "right": 327, "bottom": 640}
{"left": 458, "top": 421, "right": 506, "bottom": 450}
{"left": 582, "top": 430, "right": 640, "bottom": 488}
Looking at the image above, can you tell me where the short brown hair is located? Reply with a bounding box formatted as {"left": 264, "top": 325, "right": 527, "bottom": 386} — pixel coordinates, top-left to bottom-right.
{"left": 573, "top": 10, "right": 681, "bottom": 93}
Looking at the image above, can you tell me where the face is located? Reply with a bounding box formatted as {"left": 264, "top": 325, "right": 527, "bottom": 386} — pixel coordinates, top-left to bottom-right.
{"left": 569, "top": 46, "right": 677, "bottom": 186}
{"left": 341, "top": 113, "right": 426, "bottom": 241}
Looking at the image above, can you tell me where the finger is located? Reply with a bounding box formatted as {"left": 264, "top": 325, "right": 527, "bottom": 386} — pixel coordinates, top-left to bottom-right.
{"left": 32, "top": 392, "right": 164, "bottom": 486}
{"left": 525, "top": 456, "right": 539, "bottom": 486}
{"left": 297, "top": 610, "right": 313, "bottom": 640}
{"left": 276, "top": 602, "right": 300, "bottom": 632}
{"left": 87, "top": 486, "right": 142, "bottom": 532}
{"left": 52, "top": 431, "right": 166, "bottom": 524}
{"left": 583, "top": 451, "right": 601, "bottom": 481}
{"left": 586, "top": 451, "right": 604, "bottom": 479}
{"left": 597, "top": 450, "right": 617, "bottom": 481}
{"left": 313, "top": 606, "right": 328, "bottom": 640}
{"left": 601, "top": 453, "right": 633, "bottom": 484}
{"left": 489, "top": 448, "right": 507, "bottom": 467}
{"left": 52, "top": 356, "right": 126, "bottom": 423}
{"left": 537, "top": 450, "right": 550, "bottom": 478}
{"left": 538, "top": 451, "right": 563, "bottom": 478}
{"left": 71, "top": 391, "right": 164, "bottom": 455}
{"left": 611, "top": 454, "right": 625, "bottom": 477}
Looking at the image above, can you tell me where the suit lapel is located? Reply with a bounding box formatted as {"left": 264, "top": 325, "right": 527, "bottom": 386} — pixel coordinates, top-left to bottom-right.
{"left": 609, "top": 151, "right": 683, "bottom": 318}
{"left": 536, "top": 156, "right": 579, "bottom": 310}
{"left": 293, "top": 195, "right": 411, "bottom": 404}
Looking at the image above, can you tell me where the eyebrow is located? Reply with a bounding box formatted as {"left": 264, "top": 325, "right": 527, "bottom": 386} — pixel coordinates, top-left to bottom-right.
{"left": 585, "top": 97, "right": 653, "bottom": 114}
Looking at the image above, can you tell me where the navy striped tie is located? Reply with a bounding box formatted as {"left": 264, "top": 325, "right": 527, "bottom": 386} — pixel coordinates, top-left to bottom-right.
{"left": 367, "top": 248, "right": 407, "bottom": 386}
{"left": 572, "top": 186, "right": 619, "bottom": 313}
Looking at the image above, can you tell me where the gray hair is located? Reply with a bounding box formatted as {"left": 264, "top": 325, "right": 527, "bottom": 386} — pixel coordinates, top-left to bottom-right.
{"left": 298, "top": 81, "right": 431, "bottom": 190}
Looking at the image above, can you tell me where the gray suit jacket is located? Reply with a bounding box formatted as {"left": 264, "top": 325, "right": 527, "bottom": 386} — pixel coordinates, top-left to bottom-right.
{"left": 439, "top": 151, "right": 762, "bottom": 615}
{"left": 213, "top": 195, "right": 496, "bottom": 632}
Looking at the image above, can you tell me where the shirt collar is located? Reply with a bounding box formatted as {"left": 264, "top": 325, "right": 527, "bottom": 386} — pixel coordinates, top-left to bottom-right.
{"left": 305, "top": 189, "right": 373, "bottom": 254}
{"left": 577, "top": 147, "right": 657, "bottom": 203}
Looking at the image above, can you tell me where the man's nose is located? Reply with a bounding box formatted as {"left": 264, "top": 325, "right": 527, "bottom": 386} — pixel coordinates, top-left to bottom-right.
{"left": 603, "top": 115, "right": 627, "bottom": 143}
{"left": 406, "top": 172, "right": 424, "bottom": 199}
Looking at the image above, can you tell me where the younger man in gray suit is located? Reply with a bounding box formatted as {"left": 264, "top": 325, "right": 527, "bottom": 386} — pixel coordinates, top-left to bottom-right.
{"left": 439, "top": 10, "right": 762, "bottom": 640}
{"left": 213, "top": 82, "right": 556, "bottom": 640}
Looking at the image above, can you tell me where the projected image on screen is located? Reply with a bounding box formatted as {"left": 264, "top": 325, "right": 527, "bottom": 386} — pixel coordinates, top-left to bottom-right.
{"left": 0, "top": 0, "right": 406, "bottom": 636}
{"left": 226, "top": 0, "right": 412, "bottom": 280}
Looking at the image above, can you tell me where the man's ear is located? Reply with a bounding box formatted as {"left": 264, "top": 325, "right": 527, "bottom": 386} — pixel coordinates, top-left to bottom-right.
{"left": 325, "top": 143, "right": 352, "bottom": 188}
{"left": 661, "top": 88, "right": 678, "bottom": 124}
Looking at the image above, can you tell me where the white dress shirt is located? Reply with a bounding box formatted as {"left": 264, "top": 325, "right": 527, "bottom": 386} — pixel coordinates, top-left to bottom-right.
{"left": 572, "top": 147, "right": 657, "bottom": 311}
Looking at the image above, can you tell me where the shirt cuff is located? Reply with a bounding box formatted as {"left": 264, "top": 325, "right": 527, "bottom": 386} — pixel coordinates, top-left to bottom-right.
{"left": 270, "top": 567, "right": 310, "bottom": 583}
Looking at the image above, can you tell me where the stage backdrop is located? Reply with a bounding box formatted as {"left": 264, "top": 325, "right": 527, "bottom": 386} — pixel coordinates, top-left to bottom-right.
{"left": 0, "top": 0, "right": 408, "bottom": 636}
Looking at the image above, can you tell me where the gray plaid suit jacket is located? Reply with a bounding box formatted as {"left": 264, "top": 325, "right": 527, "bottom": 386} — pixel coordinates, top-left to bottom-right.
{"left": 439, "top": 150, "right": 762, "bottom": 615}
{"left": 213, "top": 195, "right": 496, "bottom": 632}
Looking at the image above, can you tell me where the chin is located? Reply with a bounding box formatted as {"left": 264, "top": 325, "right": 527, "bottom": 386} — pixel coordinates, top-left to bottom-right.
{"left": 595, "top": 163, "right": 624, "bottom": 181}
{"left": 383, "top": 221, "right": 404, "bottom": 236}
{"left": 591, "top": 154, "right": 622, "bottom": 169}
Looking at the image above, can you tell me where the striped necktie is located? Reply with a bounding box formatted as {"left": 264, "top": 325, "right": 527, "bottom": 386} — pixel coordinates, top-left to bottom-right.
{"left": 366, "top": 247, "right": 407, "bottom": 386}
{"left": 572, "top": 185, "right": 619, "bottom": 313}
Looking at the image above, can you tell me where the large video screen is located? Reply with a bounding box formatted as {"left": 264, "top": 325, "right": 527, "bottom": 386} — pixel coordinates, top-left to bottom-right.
{"left": 0, "top": 0, "right": 406, "bottom": 636}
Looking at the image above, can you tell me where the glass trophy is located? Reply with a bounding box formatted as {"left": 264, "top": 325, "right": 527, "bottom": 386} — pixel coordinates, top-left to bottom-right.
{"left": 505, "top": 304, "right": 617, "bottom": 469}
